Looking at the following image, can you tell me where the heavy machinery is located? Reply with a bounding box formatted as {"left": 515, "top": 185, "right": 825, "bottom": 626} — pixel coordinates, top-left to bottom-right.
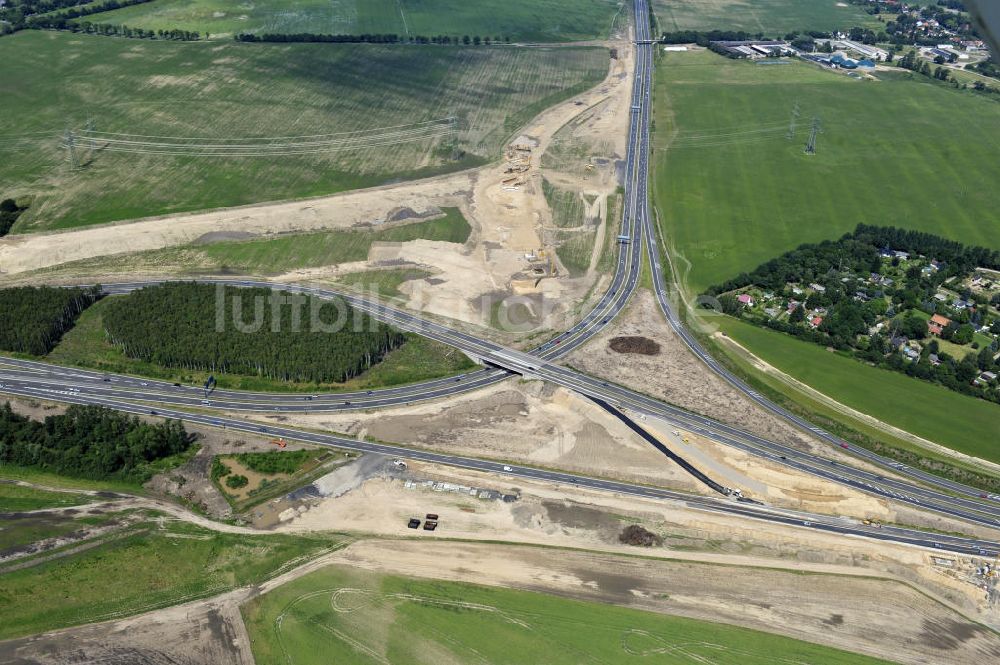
{"left": 269, "top": 438, "right": 287, "bottom": 449}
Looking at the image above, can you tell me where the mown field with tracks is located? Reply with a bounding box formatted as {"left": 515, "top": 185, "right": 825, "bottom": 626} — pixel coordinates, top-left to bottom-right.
{"left": 0, "top": 31, "right": 606, "bottom": 231}
{"left": 652, "top": 50, "right": 1000, "bottom": 295}
{"left": 93, "top": 0, "right": 625, "bottom": 42}
{"left": 653, "top": 0, "right": 880, "bottom": 34}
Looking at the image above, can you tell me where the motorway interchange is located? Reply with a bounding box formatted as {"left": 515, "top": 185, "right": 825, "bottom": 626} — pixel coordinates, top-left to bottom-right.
{"left": 2, "top": 0, "right": 999, "bottom": 557}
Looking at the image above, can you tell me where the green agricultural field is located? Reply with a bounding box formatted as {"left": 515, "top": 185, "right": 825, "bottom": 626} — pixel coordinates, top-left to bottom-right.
{"left": 653, "top": 0, "right": 881, "bottom": 34}
{"left": 0, "top": 514, "right": 343, "bottom": 640}
{"left": 652, "top": 50, "right": 1000, "bottom": 295}
{"left": 0, "top": 31, "right": 606, "bottom": 231}
{"left": 242, "top": 563, "right": 892, "bottom": 665}
{"left": 45, "top": 296, "right": 475, "bottom": 393}
{"left": 0, "top": 482, "right": 91, "bottom": 512}
{"left": 90, "top": 0, "right": 623, "bottom": 42}
{"left": 713, "top": 317, "right": 1000, "bottom": 461}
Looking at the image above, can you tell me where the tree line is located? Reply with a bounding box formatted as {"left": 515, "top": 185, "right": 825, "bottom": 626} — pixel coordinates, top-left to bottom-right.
{"left": 101, "top": 283, "right": 406, "bottom": 384}
{"left": 0, "top": 285, "right": 102, "bottom": 355}
{"left": 897, "top": 49, "right": 951, "bottom": 82}
{"left": 707, "top": 225, "right": 1000, "bottom": 297}
{"left": 0, "top": 403, "right": 192, "bottom": 482}
{"left": 0, "top": 198, "right": 27, "bottom": 237}
{"left": 707, "top": 225, "right": 1000, "bottom": 403}
{"left": 234, "top": 32, "right": 511, "bottom": 45}
{"left": 28, "top": 16, "right": 201, "bottom": 40}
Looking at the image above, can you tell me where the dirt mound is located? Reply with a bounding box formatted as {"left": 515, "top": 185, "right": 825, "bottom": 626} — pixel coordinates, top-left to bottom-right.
{"left": 609, "top": 336, "right": 660, "bottom": 355}
{"left": 618, "top": 524, "right": 662, "bottom": 547}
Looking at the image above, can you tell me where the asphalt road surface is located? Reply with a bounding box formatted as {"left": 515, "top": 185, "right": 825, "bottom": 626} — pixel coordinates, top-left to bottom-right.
{"left": 1, "top": 0, "right": 998, "bottom": 555}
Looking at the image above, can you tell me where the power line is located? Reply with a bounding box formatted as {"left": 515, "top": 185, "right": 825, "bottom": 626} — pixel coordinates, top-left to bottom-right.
{"left": 63, "top": 127, "right": 77, "bottom": 168}
{"left": 786, "top": 101, "right": 800, "bottom": 140}
{"left": 804, "top": 116, "right": 821, "bottom": 154}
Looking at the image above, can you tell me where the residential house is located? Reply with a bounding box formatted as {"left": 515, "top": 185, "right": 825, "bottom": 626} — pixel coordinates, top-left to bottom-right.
{"left": 930, "top": 314, "right": 951, "bottom": 327}
{"left": 929, "top": 313, "right": 950, "bottom": 336}
{"left": 809, "top": 316, "right": 824, "bottom": 328}
{"left": 809, "top": 283, "right": 826, "bottom": 293}
{"left": 737, "top": 294, "right": 755, "bottom": 307}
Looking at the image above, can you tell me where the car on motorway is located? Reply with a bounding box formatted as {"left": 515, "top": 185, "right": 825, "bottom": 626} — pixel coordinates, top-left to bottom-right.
{"left": 503, "top": 465, "right": 512, "bottom": 472}
{"left": 840, "top": 443, "right": 850, "bottom": 449}
{"left": 201, "top": 400, "right": 210, "bottom": 405}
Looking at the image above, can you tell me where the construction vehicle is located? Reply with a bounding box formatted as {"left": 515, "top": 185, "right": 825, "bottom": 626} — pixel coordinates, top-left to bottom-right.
{"left": 269, "top": 438, "right": 287, "bottom": 449}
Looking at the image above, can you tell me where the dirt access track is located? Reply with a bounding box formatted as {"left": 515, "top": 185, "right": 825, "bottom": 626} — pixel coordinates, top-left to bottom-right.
{"left": 0, "top": 34, "right": 634, "bottom": 334}
{"left": 5, "top": 448, "right": 1000, "bottom": 664}
{"left": 5, "top": 533, "right": 999, "bottom": 665}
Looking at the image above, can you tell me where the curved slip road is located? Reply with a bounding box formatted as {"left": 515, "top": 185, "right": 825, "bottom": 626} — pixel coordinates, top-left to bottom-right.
{"left": 2, "top": 0, "right": 999, "bottom": 554}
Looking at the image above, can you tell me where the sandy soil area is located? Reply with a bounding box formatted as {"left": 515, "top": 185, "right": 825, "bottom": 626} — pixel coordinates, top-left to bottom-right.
{"left": 0, "top": 171, "right": 473, "bottom": 276}
{"left": 567, "top": 289, "right": 870, "bottom": 461}
{"left": 250, "top": 381, "right": 707, "bottom": 495}
{"left": 330, "top": 539, "right": 1000, "bottom": 665}
{"left": 0, "top": 36, "right": 633, "bottom": 339}
{"left": 5, "top": 458, "right": 999, "bottom": 664}
{"left": 277, "top": 463, "right": 1000, "bottom": 619}
{"left": 248, "top": 368, "right": 1000, "bottom": 534}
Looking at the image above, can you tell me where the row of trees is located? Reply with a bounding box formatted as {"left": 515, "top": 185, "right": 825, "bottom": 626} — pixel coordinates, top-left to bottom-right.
{"left": 234, "top": 32, "right": 511, "bottom": 45}
{"left": 0, "top": 198, "right": 27, "bottom": 237}
{"left": 708, "top": 225, "right": 1000, "bottom": 297}
{"left": 101, "top": 283, "right": 406, "bottom": 384}
{"left": 660, "top": 29, "right": 757, "bottom": 46}
{"left": 898, "top": 49, "right": 952, "bottom": 82}
{"left": 30, "top": 16, "right": 201, "bottom": 40}
{"left": 708, "top": 226, "right": 1000, "bottom": 403}
{"left": 0, "top": 285, "right": 102, "bottom": 355}
{"left": 0, "top": 403, "right": 192, "bottom": 482}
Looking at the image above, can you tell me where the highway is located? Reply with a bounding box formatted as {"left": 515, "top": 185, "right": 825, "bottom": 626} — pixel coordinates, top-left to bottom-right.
{"left": 0, "top": 379, "right": 996, "bottom": 557}
{"left": 2, "top": 0, "right": 999, "bottom": 555}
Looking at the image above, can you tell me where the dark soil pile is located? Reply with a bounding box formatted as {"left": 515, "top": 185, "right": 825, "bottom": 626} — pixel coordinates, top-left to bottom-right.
{"left": 609, "top": 336, "right": 661, "bottom": 355}
{"left": 618, "top": 524, "right": 662, "bottom": 547}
